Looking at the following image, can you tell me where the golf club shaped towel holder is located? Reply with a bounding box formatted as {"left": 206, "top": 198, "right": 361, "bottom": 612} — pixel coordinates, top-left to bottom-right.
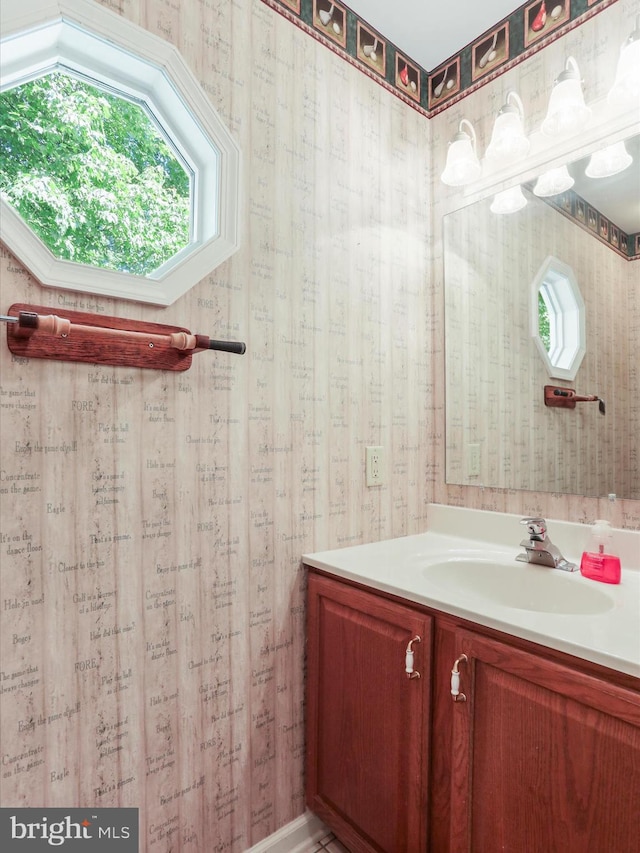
{"left": 3, "top": 303, "right": 246, "bottom": 372}
{"left": 544, "top": 385, "right": 605, "bottom": 415}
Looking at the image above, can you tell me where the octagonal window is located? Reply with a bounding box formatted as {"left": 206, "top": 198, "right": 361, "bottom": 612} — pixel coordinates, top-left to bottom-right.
{"left": 0, "top": 0, "right": 240, "bottom": 306}
{"left": 1, "top": 70, "right": 192, "bottom": 276}
{"left": 531, "top": 256, "right": 585, "bottom": 380}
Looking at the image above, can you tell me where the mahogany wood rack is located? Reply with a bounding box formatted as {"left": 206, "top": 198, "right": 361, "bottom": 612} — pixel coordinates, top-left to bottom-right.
{"left": 4, "top": 304, "right": 246, "bottom": 372}
{"left": 544, "top": 385, "right": 605, "bottom": 414}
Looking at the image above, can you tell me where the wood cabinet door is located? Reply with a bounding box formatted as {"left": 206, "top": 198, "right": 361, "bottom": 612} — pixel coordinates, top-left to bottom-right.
{"left": 448, "top": 628, "right": 640, "bottom": 853}
{"left": 306, "top": 572, "right": 432, "bottom": 853}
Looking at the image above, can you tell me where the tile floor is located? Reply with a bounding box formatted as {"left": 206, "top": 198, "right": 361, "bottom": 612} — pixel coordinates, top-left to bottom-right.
{"left": 307, "top": 832, "right": 350, "bottom": 852}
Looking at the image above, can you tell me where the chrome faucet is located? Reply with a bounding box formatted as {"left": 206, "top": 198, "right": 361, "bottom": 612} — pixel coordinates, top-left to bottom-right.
{"left": 516, "top": 517, "right": 578, "bottom": 572}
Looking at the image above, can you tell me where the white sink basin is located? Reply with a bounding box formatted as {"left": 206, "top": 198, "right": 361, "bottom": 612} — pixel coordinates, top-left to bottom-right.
{"left": 424, "top": 558, "right": 614, "bottom": 615}
{"left": 304, "top": 505, "right": 640, "bottom": 676}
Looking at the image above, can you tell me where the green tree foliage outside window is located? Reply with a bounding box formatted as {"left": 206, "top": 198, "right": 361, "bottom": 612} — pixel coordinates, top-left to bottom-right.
{"left": 0, "top": 71, "right": 191, "bottom": 275}
{"left": 538, "top": 291, "right": 551, "bottom": 352}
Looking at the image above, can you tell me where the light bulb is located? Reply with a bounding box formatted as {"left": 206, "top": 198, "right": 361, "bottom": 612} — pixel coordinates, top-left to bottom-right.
{"left": 542, "top": 57, "right": 591, "bottom": 137}
{"left": 441, "top": 119, "right": 482, "bottom": 186}
{"left": 486, "top": 91, "right": 530, "bottom": 163}
{"left": 533, "top": 165, "right": 574, "bottom": 197}
{"left": 490, "top": 185, "right": 527, "bottom": 214}
{"left": 608, "top": 15, "right": 640, "bottom": 106}
{"left": 585, "top": 141, "right": 633, "bottom": 179}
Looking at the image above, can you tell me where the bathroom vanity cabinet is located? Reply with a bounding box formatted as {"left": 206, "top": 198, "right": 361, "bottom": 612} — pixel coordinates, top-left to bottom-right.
{"left": 305, "top": 572, "right": 432, "bottom": 852}
{"left": 305, "top": 569, "right": 640, "bottom": 853}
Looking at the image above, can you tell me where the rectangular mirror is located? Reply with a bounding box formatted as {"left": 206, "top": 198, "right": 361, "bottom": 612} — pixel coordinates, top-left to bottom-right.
{"left": 444, "top": 133, "right": 639, "bottom": 500}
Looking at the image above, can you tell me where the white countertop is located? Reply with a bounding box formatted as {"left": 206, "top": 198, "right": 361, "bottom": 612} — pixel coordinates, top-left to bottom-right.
{"left": 304, "top": 504, "right": 640, "bottom": 679}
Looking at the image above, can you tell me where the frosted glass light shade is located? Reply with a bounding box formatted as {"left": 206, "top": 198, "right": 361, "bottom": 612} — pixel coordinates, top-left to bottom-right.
{"left": 533, "top": 166, "right": 575, "bottom": 197}
{"left": 486, "top": 92, "right": 530, "bottom": 163}
{"left": 585, "top": 141, "right": 633, "bottom": 178}
{"left": 441, "top": 120, "right": 482, "bottom": 186}
{"left": 608, "top": 17, "right": 640, "bottom": 106}
{"left": 490, "top": 185, "right": 527, "bottom": 214}
{"left": 542, "top": 57, "right": 591, "bottom": 137}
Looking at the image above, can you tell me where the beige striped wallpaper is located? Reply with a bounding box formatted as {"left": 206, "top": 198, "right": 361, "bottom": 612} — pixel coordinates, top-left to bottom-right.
{"left": 0, "top": 0, "right": 637, "bottom": 851}
{"left": 444, "top": 194, "right": 638, "bottom": 499}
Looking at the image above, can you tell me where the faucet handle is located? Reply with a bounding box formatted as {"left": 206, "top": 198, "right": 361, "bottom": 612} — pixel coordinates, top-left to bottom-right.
{"left": 520, "top": 517, "right": 547, "bottom": 541}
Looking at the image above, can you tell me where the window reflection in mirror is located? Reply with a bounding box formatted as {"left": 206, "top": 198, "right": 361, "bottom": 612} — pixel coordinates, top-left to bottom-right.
{"left": 443, "top": 132, "right": 638, "bottom": 499}
{"left": 538, "top": 292, "right": 551, "bottom": 352}
{"left": 532, "top": 256, "right": 585, "bottom": 380}
{"left": 0, "top": 70, "right": 192, "bottom": 276}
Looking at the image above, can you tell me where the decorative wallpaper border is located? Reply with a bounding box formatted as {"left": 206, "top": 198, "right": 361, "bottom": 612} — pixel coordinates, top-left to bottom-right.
{"left": 262, "top": 0, "right": 619, "bottom": 118}
{"left": 265, "top": 0, "right": 634, "bottom": 262}
{"left": 529, "top": 185, "right": 640, "bottom": 260}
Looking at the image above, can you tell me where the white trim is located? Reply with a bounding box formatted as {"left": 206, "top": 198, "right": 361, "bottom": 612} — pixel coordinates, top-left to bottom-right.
{"left": 0, "top": 0, "right": 241, "bottom": 306}
{"left": 245, "top": 811, "right": 329, "bottom": 853}
{"left": 531, "top": 255, "right": 585, "bottom": 381}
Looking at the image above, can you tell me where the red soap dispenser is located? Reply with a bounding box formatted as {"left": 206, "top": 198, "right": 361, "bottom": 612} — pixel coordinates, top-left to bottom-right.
{"left": 580, "top": 519, "right": 621, "bottom": 584}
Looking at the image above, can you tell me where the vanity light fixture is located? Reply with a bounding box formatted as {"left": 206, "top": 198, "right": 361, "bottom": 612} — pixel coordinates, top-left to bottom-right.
{"left": 533, "top": 165, "right": 575, "bottom": 197}
{"left": 585, "top": 140, "right": 633, "bottom": 179}
{"left": 541, "top": 57, "right": 591, "bottom": 137}
{"left": 440, "top": 119, "right": 482, "bottom": 186}
{"left": 490, "top": 184, "right": 527, "bottom": 214}
{"left": 608, "top": 14, "right": 640, "bottom": 106}
{"left": 486, "top": 91, "right": 530, "bottom": 163}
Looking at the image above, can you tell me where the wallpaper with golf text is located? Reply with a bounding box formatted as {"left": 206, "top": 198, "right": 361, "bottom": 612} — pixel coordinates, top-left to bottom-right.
{"left": 1, "top": 0, "right": 432, "bottom": 848}
{"left": 445, "top": 198, "right": 638, "bottom": 499}
{"left": 0, "top": 0, "right": 638, "bottom": 852}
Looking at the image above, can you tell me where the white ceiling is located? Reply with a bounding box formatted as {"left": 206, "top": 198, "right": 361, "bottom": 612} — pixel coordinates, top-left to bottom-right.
{"left": 347, "top": 0, "right": 520, "bottom": 70}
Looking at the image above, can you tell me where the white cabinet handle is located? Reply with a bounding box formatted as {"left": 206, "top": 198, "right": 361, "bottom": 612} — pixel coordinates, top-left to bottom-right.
{"left": 451, "top": 654, "right": 468, "bottom": 702}
{"left": 405, "top": 635, "right": 421, "bottom": 679}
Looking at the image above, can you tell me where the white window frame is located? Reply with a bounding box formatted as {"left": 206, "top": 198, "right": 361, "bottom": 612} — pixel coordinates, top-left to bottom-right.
{"left": 531, "top": 256, "right": 585, "bottom": 380}
{"left": 0, "top": 0, "right": 241, "bottom": 306}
